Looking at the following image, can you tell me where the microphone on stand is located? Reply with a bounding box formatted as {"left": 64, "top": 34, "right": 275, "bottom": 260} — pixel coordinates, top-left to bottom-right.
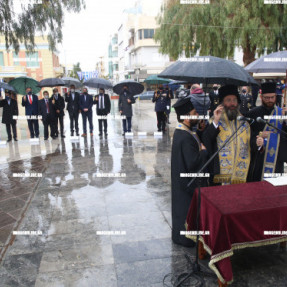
{"left": 237, "top": 116, "right": 254, "bottom": 123}
{"left": 256, "top": 117, "right": 267, "bottom": 124}
{"left": 256, "top": 117, "right": 287, "bottom": 136}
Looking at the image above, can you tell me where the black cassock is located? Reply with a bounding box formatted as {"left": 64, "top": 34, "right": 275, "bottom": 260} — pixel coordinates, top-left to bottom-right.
{"left": 171, "top": 128, "right": 208, "bottom": 247}
{"left": 245, "top": 105, "right": 287, "bottom": 182}
{"left": 202, "top": 123, "right": 221, "bottom": 186}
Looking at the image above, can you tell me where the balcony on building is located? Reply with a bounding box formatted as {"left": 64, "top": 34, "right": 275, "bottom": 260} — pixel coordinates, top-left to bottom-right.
{"left": 0, "top": 66, "right": 27, "bottom": 80}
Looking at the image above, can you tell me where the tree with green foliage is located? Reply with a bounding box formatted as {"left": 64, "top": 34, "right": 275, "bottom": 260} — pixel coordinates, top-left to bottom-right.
{"left": 155, "top": 0, "right": 287, "bottom": 65}
{"left": 67, "top": 62, "right": 82, "bottom": 80}
{"left": 0, "top": 0, "right": 85, "bottom": 53}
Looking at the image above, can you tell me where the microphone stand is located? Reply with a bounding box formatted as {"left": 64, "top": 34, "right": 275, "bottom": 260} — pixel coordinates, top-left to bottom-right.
{"left": 175, "top": 120, "right": 251, "bottom": 287}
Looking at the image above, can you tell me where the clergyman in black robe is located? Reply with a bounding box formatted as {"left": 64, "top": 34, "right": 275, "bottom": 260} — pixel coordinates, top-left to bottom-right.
{"left": 245, "top": 82, "right": 287, "bottom": 182}
{"left": 202, "top": 85, "right": 251, "bottom": 185}
{"left": 171, "top": 97, "right": 208, "bottom": 247}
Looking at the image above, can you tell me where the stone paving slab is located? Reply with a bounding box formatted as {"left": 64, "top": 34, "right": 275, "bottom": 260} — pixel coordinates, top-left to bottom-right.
{"left": 0, "top": 101, "right": 287, "bottom": 287}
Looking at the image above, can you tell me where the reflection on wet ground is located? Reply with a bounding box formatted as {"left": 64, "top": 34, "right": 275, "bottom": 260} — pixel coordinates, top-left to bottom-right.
{"left": 0, "top": 101, "right": 286, "bottom": 286}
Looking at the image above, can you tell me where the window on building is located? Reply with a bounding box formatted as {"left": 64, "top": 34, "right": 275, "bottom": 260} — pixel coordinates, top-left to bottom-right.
{"left": 112, "top": 50, "right": 118, "bottom": 57}
{"left": 13, "top": 52, "right": 20, "bottom": 66}
{"left": 112, "top": 37, "right": 118, "bottom": 45}
{"left": 138, "top": 30, "right": 142, "bottom": 40}
{"left": 26, "top": 52, "right": 39, "bottom": 67}
{"left": 143, "top": 29, "right": 155, "bottom": 39}
{"left": 108, "top": 44, "right": 113, "bottom": 58}
{"left": 0, "top": 52, "right": 4, "bottom": 66}
{"left": 109, "top": 62, "right": 113, "bottom": 75}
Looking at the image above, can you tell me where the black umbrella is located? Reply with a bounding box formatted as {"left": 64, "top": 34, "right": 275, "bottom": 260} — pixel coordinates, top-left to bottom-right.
{"left": 62, "top": 77, "right": 82, "bottom": 88}
{"left": 38, "top": 78, "right": 66, "bottom": 88}
{"left": 159, "top": 56, "right": 258, "bottom": 86}
{"left": 84, "top": 78, "right": 113, "bottom": 89}
{"left": 0, "top": 82, "right": 18, "bottom": 93}
{"left": 245, "top": 51, "right": 287, "bottom": 73}
{"left": 113, "top": 80, "right": 144, "bottom": 96}
{"left": 245, "top": 50, "right": 287, "bottom": 106}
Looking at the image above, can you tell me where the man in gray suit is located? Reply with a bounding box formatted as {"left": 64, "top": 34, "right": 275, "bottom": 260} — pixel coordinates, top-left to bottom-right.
{"left": 118, "top": 85, "right": 135, "bottom": 135}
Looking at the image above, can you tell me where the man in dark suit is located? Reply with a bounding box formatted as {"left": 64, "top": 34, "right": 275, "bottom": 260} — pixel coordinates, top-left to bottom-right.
{"left": 118, "top": 85, "right": 135, "bottom": 135}
{"left": 152, "top": 85, "right": 169, "bottom": 132}
{"left": 52, "top": 88, "right": 65, "bottom": 138}
{"left": 0, "top": 90, "right": 19, "bottom": 142}
{"left": 79, "top": 87, "right": 94, "bottom": 136}
{"left": 65, "top": 84, "right": 80, "bottom": 136}
{"left": 22, "top": 87, "right": 39, "bottom": 138}
{"left": 93, "top": 88, "right": 111, "bottom": 136}
{"left": 38, "top": 91, "right": 57, "bottom": 140}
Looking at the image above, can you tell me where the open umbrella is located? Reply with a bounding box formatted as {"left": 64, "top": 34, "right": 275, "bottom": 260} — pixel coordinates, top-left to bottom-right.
{"left": 0, "top": 82, "right": 18, "bottom": 93}
{"left": 245, "top": 51, "right": 287, "bottom": 106}
{"left": 144, "top": 75, "right": 171, "bottom": 85}
{"left": 245, "top": 51, "right": 287, "bottom": 73}
{"left": 38, "top": 78, "right": 65, "bottom": 88}
{"left": 84, "top": 78, "right": 113, "bottom": 89}
{"left": 159, "top": 56, "right": 258, "bottom": 86}
{"left": 168, "top": 80, "right": 188, "bottom": 91}
{"left": 113, "top": 80, "right": 144, "bottom": 96}
{"left": 9, "top": 76, "right": 40, "bottom": 95}
{"left": 62, "top": 77, "right": 82, "bottom": 88}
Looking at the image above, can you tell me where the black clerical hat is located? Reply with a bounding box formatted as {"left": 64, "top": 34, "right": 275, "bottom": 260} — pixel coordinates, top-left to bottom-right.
{"left": 261, "top": 82, "right": 276, "bottom": 94}
{"left": 219, "top": 85, "right": 240, "bottom": 103}
{"left": 172, "top": 97, "right": 195, "bottom": 115}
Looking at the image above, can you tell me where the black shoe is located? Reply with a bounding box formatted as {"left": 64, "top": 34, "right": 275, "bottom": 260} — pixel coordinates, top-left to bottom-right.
{"left": 52, "top": 136, "right": 57, "bottom": 139}
{"left": 158, "top": 129, "right": 162, "bottom": 132}
{"left": 105, "top": 132, "right": 108, "bottom": 136}
{"left": 99, "top": 133, "right": 103, "bottom": 136}
{"left": 122, "top": 132, "right": 126, "bottom": 136}
{"left": 44, "top": 137, "right": 48, "bottom": 140}
{"left": 7, "top": 139, "right": 12, "bottom": 142}
{"left": 71, "top": 133, "right": 74, "bottom": 136}
{"left": 14, "top": 138, "right": 18, "bottom": 141}
{"left": 61, "top": 135, "right": 66, "bottom": 138}
{"left": 76, "top": 133, "right": 79, "bottom": 136}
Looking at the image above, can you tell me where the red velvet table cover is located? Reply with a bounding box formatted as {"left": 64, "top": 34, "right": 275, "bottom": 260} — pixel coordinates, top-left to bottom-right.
{"left": 185, "top": 181, "right": 287, "bottom": 284}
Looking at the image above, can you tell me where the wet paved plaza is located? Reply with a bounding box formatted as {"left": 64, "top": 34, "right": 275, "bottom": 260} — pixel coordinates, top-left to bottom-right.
{"left": 0, "top": 100, "right": 287, "bottom": 286}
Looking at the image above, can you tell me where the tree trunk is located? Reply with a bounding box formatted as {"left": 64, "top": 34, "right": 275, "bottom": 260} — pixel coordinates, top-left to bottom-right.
{"left": 243, "top": 36, "right": 256, "bottom": 66}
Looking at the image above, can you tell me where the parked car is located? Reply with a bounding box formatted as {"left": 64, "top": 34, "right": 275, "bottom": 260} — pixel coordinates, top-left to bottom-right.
{"left": 134, "top": 91, "right": 155, "bottom": 100}
{"left": 176, "top": 87, "right": 190, "bottom": 98}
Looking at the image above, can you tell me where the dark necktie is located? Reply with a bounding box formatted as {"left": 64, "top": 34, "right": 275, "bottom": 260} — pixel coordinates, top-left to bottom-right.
{"left": 46, "top": 100, "right": 50, "bottom": 113}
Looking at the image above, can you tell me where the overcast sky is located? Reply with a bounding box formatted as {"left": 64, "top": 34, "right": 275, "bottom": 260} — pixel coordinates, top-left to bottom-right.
{"left": 12, "top": 0, "right": 162, "bottom": 72}
{"left": 58, "top": 0, "right": 145, "bottom": 71}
